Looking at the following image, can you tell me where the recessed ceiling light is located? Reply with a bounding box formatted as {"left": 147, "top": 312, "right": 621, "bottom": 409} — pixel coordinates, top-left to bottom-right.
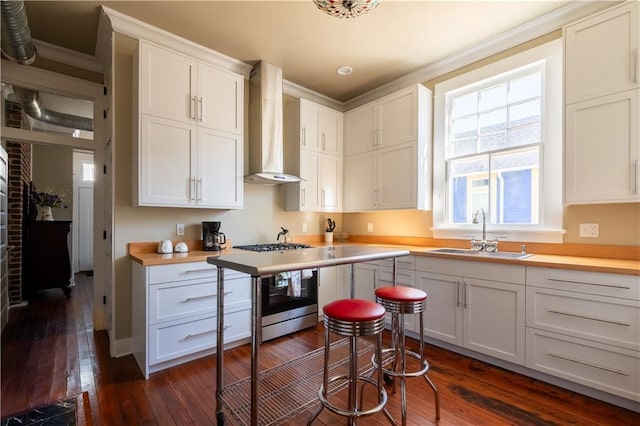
{"left": 336, "top": 66, "right": 353, "bottom": 76}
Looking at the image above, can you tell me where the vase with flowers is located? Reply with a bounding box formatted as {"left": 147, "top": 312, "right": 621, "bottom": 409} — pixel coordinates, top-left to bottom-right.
{"left": 30, "top": 185, "right": 69, "bottom": 221}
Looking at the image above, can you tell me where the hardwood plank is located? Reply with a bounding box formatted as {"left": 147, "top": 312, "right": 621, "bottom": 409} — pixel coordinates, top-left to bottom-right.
{"left": 2, "top": 274, "right": 639, "bottom": 425}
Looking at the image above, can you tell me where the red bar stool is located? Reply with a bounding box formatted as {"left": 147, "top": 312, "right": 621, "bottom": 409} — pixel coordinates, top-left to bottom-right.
{"left": 374, "top": 286, "right": 440, "bottom": 425}
{"left": 308, "top": 298, "right": 395, "bottom": 426}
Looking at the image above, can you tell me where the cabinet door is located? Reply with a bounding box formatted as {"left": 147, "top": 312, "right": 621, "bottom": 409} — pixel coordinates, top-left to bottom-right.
{"left": 418, "top": 271, "right": 463, "bottom": 346}
{"left": 378, "top": 142, "right": 416, "bottom": 209}
{"left": 379, "top": 267, "right": 418, "bottom": 332}
{"left": 344, "top": 153, "right": 376, "bottom": 211}
{"left": 320, "top": 154, "right": 341, "bottom": 211}
{"left": 198, "top": 63, "right": 243, "bottom": 135}
{"left": 300, "top": 150, "right": 321, "bottom": 211}
{"left": 139, "top": 114, "right": 196, "bottom": 206}
{"left": 464, "top": 278, "right": 525, "bottom": 365}
{"left": 565, "top": 89, "right": 639, "bottom": 203}
{"left": 344, "top": 104, "right": 376, "bottom": 156}
{"left": 318, "top": 266, "right": 340, "bottom": 316}
{"left": 197, "top": 128, "right": 243, "bottom": 208}
{"left": 300, "top": 99, "right": 321, "bottom": 151}
{"left": 565, "top": 2, "right": 639, "bottom": 104}
{"left": 139, "top": 41, "right": 195, "bottom": 123}
{"left": 378, "top": 87, "right": 416, "bottom": 148}
{"left": 320, "top": 107, "right": 342, "bottom": 155}
{"left": 351, "top": 263, "right": 377, "bottom": 301}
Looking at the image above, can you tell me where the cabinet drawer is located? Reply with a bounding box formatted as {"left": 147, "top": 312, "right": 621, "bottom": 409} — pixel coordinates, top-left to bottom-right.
{"left": 149, "top": 277, "right": 251, "bottom": 325}
{"left": 378, "top": 267, "right": 415, "bottom": 287}
{"left": 149, "top": 309, "right": 251, "bottom": 366}
{"left": 416, "top": 256, "right": 525, "bottom": 284}
{"left": 526, "top": 328, "right": 640, "bottom": 402}
{"left": 527, "top": 267, "right": 639, "bottom": 300}
{"left": 378, "top": 255, "right": 415, "bottom": 270}
{"left": 527, "top": 287, "right": 640, "bottom": 351}
{"left": 148, "top": 262, "right": 217, "bottom": 284}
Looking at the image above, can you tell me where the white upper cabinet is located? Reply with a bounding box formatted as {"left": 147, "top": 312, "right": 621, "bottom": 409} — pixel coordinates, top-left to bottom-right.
{"left": 564, "top": 2, "right": 640, "bottom": 204}
{"left": 565, "top": 1, "right": 639, "bottom": 104}
{"left": 134, "top": 40, "right": 244, "bottom": 209}
{"left": 285, "top": 98, "right": 343, "bottom": 212}
{"left": 343, "top": 85, "right": 431, "bottom": 211}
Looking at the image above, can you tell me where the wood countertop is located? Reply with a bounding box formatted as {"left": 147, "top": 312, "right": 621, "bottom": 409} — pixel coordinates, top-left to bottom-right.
{"left": 129, "top": 240, "right": 639, "bottom": 276}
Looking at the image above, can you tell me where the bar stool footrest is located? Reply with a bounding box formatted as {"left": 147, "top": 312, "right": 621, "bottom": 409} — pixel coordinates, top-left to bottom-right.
{"left": 373, "top": 348, "right": 430, "bottom": 378}
{"left": 319, "top": 374, "right": 388, "bottom": 418}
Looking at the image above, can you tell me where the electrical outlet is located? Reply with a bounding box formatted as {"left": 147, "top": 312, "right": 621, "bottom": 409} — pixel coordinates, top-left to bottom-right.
{"left": 176, "top": 223, "right": 185, "bottom": 236}
{"left": 302, "top": 223, "right": 308, "bottom": 233}
{"left": 579, "top": 223, "right": 599, "bottom": 238}
{"left": 367, "top": 223, "right": 374, "bottom": 233}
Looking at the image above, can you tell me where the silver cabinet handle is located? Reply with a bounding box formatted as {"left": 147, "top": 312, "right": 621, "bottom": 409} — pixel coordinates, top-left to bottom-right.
{"left": 548, "top": 310, "right": 630, "bottom": 327}
{"left": 633, "top": 159, "right": 638, "bottom": 195}
{"left": 634, "top": 48, "right": 638, "bottom": 84}
{"left": 322, "top": 133, "right": 326, "bottom": 151}
{"left": 456, "top": 280, "right": 460, "bottom": 307}
{"left": 548, "top": 277, "right": 630, "bottom": 290}
{"left": 198, "top": 97, "right": 203, "bottom": 122}
{"left": 190, "top": 177, "right": 196, "bottom": 201}
{"left": 301, "top": 187, "right": 306, "bottom": 206}
{"left": 190, "top": 95, "right": 197, "bottom": 120}
{"left": 197, "top": 177, "right": 203, "bottom": 201}
{"left": 301, "top": 127, "right": 306, "bottom": 146}
{"left": 185, "top": 268, "right": 215, "bottom": 273}
{"left": 463, "top": 280, "right": 468, "bottom": 309}
{"left": 183, "top": 290, "right": 232, "bottom": 302}
{"left": 186, "top": 324, "right": 230, "bottom": 339}
{"left": 548, "top": 352, "right": 629, "bottom": 376}
{"left": 321, "top": 188, "right": 326, "bottom": 206}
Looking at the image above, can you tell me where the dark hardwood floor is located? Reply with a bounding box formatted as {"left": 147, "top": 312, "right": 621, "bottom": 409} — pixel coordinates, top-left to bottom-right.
{"left": 2, "top": 274, "right": 639, "bottom": 425}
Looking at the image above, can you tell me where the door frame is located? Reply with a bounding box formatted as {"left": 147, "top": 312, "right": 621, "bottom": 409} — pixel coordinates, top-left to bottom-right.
{"left": 0, "top": 62, "right": 110, "bottom": 334}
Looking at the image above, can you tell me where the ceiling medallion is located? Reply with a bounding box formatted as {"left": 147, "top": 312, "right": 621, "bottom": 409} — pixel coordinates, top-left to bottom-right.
{"left": 313, "top": 0, "right": 380, "bottom": 19}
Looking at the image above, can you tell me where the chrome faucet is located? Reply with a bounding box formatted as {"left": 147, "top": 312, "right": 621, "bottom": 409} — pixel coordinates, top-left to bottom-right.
{"left": 471, "top": 208, "right": 498, "bottom": 252}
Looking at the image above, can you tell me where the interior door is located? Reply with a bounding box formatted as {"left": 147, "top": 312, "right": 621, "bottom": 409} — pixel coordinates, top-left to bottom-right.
{"left": 73, "top": 151, "right": 94, "bottom": 272}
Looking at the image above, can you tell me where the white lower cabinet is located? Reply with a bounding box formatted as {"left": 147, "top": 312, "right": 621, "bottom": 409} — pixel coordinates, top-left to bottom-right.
{"left": 132, "top": 261, "right": 251, "bottom": 378}
{"left": 526, "top": 267, "right": 640, "bottom": 402}
{"left": 416, "top": 257, "right": 526, "bottom": 365}
{"left": 317, "top": 265, "right": 343, "bottom": 317}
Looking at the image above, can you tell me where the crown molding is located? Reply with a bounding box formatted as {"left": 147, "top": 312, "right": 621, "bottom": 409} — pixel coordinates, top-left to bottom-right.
{"left": 283, "top": 79, "right": 343, "bottom": 112}
{"left": 32, "top": 38, "right": 103, "bottom": 74}
{"left": 100, "top": 6, "right": 252, "bottom": 78}
{"left": 343, "top": 0, "right": 617, "bottom": 111}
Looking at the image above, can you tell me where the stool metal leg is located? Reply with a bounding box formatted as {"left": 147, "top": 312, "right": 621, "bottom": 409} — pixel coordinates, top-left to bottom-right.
{"left": 419, "top": 312, "right": 440, "bottom": 420}
{"left": 348, "top": 336, "right": 357, "bottom": 426}
{"left": 307, "top": 326, "right": 330, "bottom": 425}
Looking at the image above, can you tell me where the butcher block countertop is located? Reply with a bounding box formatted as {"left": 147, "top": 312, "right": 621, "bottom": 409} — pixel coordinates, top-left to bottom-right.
{"left": 128, "top": 240, "right": 639, "bottom": 276}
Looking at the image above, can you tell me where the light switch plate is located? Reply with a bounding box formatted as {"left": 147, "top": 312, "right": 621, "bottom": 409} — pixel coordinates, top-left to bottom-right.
{"left": 176, "top": 223, "right": 185, "bottom": 236}
{"left": 302, "top": 223, "right": 308, "bottom": 233}
{"left": 367, "top": 223, "right": 374, "bottom": 233}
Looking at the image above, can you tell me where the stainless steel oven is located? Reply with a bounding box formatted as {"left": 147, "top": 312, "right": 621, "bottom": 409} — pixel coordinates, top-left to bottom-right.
{"left": 233, "top": 243, "right": 318, "bottom": 341}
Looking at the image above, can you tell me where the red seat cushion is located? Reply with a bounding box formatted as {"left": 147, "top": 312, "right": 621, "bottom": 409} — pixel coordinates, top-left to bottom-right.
{"left": 375, "top": 286, "right": 427, "bottom": 302}
{"left": 323, "top": 299, "right": 385, "bottom": 322}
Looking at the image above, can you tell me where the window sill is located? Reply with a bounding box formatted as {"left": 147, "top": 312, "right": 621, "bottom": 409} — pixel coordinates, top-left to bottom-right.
{"left": 431, "top": 227, "right": 566, "bottom": 244}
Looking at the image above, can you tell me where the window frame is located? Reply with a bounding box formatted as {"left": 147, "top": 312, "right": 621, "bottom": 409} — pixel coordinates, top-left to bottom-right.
{"left": 432, "top": 39, "right": 565, "bottom": 243}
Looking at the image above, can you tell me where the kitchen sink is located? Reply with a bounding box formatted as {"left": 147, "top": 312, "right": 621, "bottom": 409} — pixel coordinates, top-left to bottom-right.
{"left": 428, "top": 248, "right": 532, "bottom": 260}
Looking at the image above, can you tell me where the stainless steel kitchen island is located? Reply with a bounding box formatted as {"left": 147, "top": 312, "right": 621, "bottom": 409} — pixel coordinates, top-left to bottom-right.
{"left": 207, "top": 245, "right": 410, "bottom": 426}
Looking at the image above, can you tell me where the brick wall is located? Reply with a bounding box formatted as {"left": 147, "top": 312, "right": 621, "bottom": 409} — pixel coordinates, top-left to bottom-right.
{"left": 5, "top": 100, "right": 31, "bottom": 305}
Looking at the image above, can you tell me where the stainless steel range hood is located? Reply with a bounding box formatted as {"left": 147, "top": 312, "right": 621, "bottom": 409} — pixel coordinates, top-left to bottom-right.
{"left": 246, "top": 61, "right": 300, "bottom": 184}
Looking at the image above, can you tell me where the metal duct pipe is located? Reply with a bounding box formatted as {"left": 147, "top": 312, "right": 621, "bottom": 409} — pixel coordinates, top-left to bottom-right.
{"left": 1, "top": 0, "right": 36, "bottom": 64}
{"left": 13, "top": 86, "right": 94, "bottom": 132}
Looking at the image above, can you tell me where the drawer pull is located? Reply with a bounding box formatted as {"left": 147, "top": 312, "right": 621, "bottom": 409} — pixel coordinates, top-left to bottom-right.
{"left": 548, "top": 352, "right": 629, "bottom": 376}
{"left": 185, "top": 268, "right": 216, "bottom": 274}
{"left": 548, "top": 310, "right": 631, "bottom": 327}
{"left": 184, "top": 290, "right": 232, "bottom": 302}
{"left": 185, "top": 325, "right": 230, "bottom": 339}
{"left": 548, "top": 278, "right": 630, "bottom": 290}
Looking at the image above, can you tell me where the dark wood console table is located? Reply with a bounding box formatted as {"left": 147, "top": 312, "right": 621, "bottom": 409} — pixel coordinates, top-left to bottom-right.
{"left": 25, "top": 220, "right": 72, "bottom": 298}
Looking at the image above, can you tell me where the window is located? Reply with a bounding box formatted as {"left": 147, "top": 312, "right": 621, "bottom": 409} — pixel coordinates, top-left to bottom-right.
{"left": 433, "top": 40, "right": 564, "bottom": 243}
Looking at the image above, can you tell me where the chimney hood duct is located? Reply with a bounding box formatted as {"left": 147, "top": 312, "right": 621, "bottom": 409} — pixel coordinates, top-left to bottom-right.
{"left": 245, "top": 61, "right": 300, "bottom": 184}
{"left": 1, "top": 0, "right": 36, "bottom": 64}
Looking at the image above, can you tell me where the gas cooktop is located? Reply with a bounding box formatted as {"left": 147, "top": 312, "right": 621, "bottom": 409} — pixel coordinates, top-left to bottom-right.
{"left": 233, "top": 243, "right": 311, "bottom": 252}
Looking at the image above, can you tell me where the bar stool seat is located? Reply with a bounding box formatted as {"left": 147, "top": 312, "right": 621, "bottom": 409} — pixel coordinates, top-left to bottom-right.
{"left": 308, "top": 298, "right": 395, "bottom": 426}
{"left": 374, "top": 286, "right": 440, "bottom": 424}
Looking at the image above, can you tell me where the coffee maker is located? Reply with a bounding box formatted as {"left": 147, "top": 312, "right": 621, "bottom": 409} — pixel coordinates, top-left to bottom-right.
{"left": 202, "top": 221, "right": 226, "bottom": 251}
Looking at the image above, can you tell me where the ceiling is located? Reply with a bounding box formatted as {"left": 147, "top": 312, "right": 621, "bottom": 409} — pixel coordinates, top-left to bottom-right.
{"left": 22, "top": 0, "right": 578, "bottom": 103}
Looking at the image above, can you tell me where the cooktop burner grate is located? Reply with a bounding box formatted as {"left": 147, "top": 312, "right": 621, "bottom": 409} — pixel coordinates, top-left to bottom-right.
{"left": 233, "top": 243, "right": 311, "bottom": 252}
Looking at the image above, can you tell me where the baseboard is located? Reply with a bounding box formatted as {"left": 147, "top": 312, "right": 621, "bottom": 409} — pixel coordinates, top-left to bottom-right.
{"left": 112, "top": 337, "right": 132, "bottom": 358}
